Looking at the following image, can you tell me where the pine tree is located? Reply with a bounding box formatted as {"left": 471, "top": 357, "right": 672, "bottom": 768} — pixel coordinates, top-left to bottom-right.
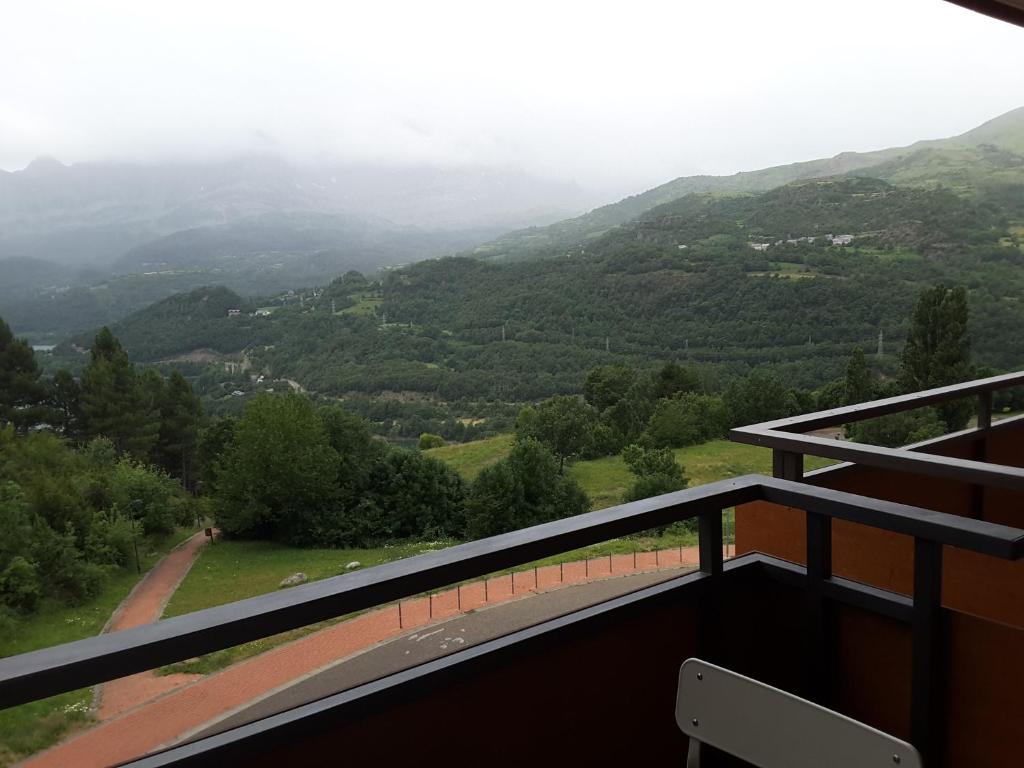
{"left": 899, "top": 286, "right": 974, "bottom": 430}
{"left": 155, "top": 371, "right": 202, "bottom": 488}
{"left": 48, "top": 369, "right": 82, "bottom": 439}
{"left": 844, "top": 347, "right": 874, "bottom": 404}
{"left": 0, "top": 317, "right": 48, "bottom": 433}
{"left": 79, "top": 328, "right": 159, "bottom": 458}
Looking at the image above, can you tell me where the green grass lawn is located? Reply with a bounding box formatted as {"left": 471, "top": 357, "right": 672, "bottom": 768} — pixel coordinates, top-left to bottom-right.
{"left": 425, "top": 433, "right": 513, "bottom": 480}
{"left": 0, "top": 526, "right": 198, "bottom": 768}
{"left": 163, "top": 540, "right": 441, "bottom": 617}
{"left": 158, "top": 539, "right": 452, "bottom": 676}
{"left": 431, "top": 435, "right": 832, "bottom": 511}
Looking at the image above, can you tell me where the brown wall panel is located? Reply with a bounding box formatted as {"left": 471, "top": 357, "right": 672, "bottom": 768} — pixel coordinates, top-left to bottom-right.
{"left": 249, "top": 576, "right": 808, "bottom": 767}
{"left": 832, "top": 604, "right": 912, "bottom": 741}
{"left": 737, "top": 424, "right": 1024, "bottom": 626}
{"left": 944, "top": 610, "right": 1024, "bottom": 767}
{"left": 233, "top": 575, "right": 1021, "bottom": 767}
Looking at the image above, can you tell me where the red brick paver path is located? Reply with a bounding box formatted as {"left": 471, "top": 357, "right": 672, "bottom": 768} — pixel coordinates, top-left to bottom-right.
{"left": 95, "top": 531, "right": 210, "bottom": 719}
{"left": 25, "top": 544, "right": 717, "bottom": 768}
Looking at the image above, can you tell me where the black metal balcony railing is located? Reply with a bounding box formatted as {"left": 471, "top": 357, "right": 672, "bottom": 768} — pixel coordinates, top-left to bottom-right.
{"left": 730, "top": 370, "right": 1024, "bottom": 489}
{"left": 0, "top": 475, "right": 1021, "bottom": 767}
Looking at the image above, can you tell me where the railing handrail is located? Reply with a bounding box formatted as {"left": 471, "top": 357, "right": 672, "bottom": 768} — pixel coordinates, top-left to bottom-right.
{"left": 731, "top": 371, "right": 1024, "bottom": 490}
{"left": 1, "top": 474, "right": 1020, "bottom": 711}
{"left": 744, "top": 370, "right": 1024, "bottom": 433}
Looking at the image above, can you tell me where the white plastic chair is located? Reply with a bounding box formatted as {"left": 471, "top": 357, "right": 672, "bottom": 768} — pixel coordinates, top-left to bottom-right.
{"left": 675, "top": 658, "right": 922, "bottom": 768}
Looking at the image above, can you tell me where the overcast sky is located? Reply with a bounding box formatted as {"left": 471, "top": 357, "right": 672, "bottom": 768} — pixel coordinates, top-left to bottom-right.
{"left": 2, "top": 0, "right": 1022, "bottom": 195}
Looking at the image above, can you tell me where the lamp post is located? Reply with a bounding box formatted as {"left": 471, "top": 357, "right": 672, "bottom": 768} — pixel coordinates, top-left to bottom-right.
{"left": 130, "top": 498, "right": 143, "bottom": 574}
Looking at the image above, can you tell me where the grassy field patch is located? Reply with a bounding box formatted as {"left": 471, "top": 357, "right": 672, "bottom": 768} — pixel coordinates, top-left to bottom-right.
{"left": 340, "top": 294, "right": 383, "bottom": 316}
{"left": 425, "top": 433, "right": 513, "bottom": 480}
{"left": 431, "top": 434, "right": 832, "bottom": 510}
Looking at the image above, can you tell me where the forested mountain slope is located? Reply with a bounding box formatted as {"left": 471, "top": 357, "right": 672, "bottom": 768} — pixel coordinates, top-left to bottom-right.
{"left": 76, "top": 177, "right": 1024, "bottom": 406}
{"left": 477, "top": 106, "right": 1024, "bottom": 261}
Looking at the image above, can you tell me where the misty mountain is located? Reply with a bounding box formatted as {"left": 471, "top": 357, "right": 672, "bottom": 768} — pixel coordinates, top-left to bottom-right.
{"left": 477, "top": 106, "right": 1024, "bottom": 260}
{"left": 0, "top": 156, "right": 596, "bottom": 336}
{"left": 0, "top": 155, "right": 594, "bottom": 267}
{"left": 112, "top": 212, "right": 499, "bottom": 274}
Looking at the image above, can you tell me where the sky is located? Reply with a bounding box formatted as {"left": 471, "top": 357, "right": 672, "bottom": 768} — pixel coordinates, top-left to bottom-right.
{"left": 2, "top": 0, "right": 1023, "bottom": 195}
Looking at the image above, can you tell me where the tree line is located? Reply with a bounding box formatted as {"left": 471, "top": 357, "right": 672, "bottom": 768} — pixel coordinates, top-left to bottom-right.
{"left": 512, "top": 284, "right": 983, "bottom": 490}
{"left": 0, "top": 319, "right": 206, "bottom": 627}
{"left": 200, "top": 392, "right": 590, "bottom": 546}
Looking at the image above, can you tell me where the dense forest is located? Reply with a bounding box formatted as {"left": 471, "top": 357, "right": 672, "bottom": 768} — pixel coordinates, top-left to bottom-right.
{"left": 35, "top": 173, "right": 1023, "bottom": 443}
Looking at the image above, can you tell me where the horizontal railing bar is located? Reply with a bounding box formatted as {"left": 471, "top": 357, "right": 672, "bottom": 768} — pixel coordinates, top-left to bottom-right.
{"left": 1, "top": 476, "right": 1020, "bottom": 711}
{"left": 757, "top": 558, "right": 914, "bottom": 622}
{"left": 743, "top": 370, "right": 1024, "bottom": 433}
{"left": 762, "top": 477, "right": 1024, "bottom": 558}
{"left": 733, "top": 426, "right": 1024, "bottom": 492}
{"left": 800, "top": 414, "right": 1024, "bottom": 485}
{"left": 0, "top": 476, "right": 762, "bottom": 710}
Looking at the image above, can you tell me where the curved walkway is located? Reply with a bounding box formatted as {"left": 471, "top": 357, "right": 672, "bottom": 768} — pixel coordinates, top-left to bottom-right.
{"left": 24, "top": 544, "right": 712, "bottom": 768}
{"left": 96, "top": 531, "right": 211, "bottom": 719}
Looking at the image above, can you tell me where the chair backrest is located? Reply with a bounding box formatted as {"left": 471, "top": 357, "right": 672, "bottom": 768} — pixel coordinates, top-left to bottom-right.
{"left": 675, "top": 658, "right": 922, "bottom": 768}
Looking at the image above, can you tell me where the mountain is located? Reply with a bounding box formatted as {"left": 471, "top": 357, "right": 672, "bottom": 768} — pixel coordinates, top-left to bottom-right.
{"left": 0, "top": 156, "right": 598, "bottom": 336}
{"left": 76, "top": 177, "right": 1023, "bottom": 410}
{"left": 65, "top": 286, "right": 267, "bottom": 363}
{"left": 0, "top": 154, "right": 594, "bottom": 267}
{"left": 111, "top": 212, "right": 497, "bottom": 275}
{"left": 477, "top": 106, "right": 1024, "bottom": 261}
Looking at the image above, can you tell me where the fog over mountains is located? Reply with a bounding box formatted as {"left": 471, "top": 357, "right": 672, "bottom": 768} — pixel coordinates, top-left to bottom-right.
{"left": 2, "top": 105, "right": 1022, "bottom": 341}
{"left": 0, "top": 155, "right": 594, "bottom": 267}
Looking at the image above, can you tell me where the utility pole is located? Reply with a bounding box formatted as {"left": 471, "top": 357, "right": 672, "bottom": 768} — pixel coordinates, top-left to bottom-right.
{"left": 502, "top": 322, "right": 506, "bottom": 342}
{"left": 877, "top": 327, "right": 884, "bottom": 357}
{"left": 331, "top": 299, "right": 336, "bottom": 314}
{"left": 605, "top": 336, "right": 610, "bottom": 352}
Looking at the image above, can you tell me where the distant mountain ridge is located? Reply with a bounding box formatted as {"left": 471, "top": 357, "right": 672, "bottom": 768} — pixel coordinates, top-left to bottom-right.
{"left": 0, "top": 156, "right": 597, "bottom": 335}
{"left": 476, "top": 106, "right": 1024, "bottom": 260}
{"left": 0, "top": 155, "right": 594, "bottom": 266}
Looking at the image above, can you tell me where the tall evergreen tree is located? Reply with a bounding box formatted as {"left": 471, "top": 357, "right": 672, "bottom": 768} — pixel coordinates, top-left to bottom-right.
{"left": 899, "top": 286, "right": 974, "bottom": 430}
{"left": 0, "top": 317, "right": 48, "bottom": 433}
{"left": 155, "top": 371, "right": 202, "bottom": 488}
{"left": 844, "top": 347, "right": 874, "bottom": 404}
{"left": 79, "top": 328, "right": 159, "bottom": 458}
{"left": 48, "top": 369, "right": 82, "bottom": 439}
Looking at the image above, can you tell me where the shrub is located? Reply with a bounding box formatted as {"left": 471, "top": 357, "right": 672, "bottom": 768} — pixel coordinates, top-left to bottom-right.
{"left": 845, "top": 409, "right": 946, "bottom": 448}
{"left": 84, "top": 509, "right": 136, "bottom": 567}
{"left": 0, "top": 556, "right": 41, "bottom": 613}
{"left": 418, "top": 433, "right": 446, "bottom": 450}
{"left": 621, "top": 443, "right": 689, "bottom": 504}
{"left": 643, "top": 394, "right": 729, "bottom": 448}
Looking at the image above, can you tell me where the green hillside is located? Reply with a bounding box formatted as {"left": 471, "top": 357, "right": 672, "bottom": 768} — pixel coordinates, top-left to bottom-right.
{"left": 69, "top": 175, "right": 1024, "bottom": 412}
{"left": 68, "top": 286, "right": 269, "bottom": 362}
{"left": 477, "top": 106, "right": 1024, "bottom": 261}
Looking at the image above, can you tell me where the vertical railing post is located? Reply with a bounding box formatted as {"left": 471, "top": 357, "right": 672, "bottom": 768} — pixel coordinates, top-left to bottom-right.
{"left": 772, "top": 450, "right": 803, "bottom": 481}
{"left": 697, "top": 508, "right": 724, "bottom": 665}
{"left": 972, "top": 391, "right": 992, "bottom": 519}
{"left": 911, "top": 538, "right": 944, "bottom": 766}
{"left": 977, "top": 390, "right": 992, "bottom": 431}
{"left": 804, "top": 510, "right": 832, "bottom": 705}
{"left": 698, "top": 508, "right": 723, "bottom": 577}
